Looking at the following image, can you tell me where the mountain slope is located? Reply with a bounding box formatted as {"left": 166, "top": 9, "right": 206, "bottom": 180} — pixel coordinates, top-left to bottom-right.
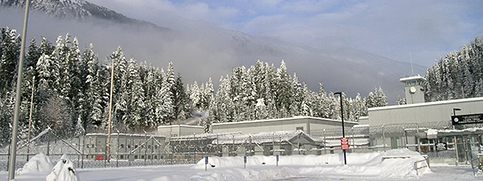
{"left": 0, "top": 0, "right": 426, "bottom": 104}
{"left": 0, "top": 0, "right": 166, "bottom": 30}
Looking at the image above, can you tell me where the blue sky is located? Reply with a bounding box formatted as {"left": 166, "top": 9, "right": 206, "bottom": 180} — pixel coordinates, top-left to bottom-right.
{"left": 88, "top": 0, "right": 483, "bottom": 67}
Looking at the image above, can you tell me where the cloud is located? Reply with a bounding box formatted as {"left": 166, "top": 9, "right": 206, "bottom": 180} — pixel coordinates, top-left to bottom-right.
{"left": 232, "top": 0, "right": 483, "bottom": 66}
{"left": 281, "top": 0, "right": 338, "bottom": 13}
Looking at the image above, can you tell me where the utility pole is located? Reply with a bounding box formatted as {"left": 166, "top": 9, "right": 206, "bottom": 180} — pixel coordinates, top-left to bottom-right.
{"left": 8, "top": 0, "right": 31, "bottom": 180}
{"left": 106, "top": 56, "right": 115, "bottom": 162}
{"left": 27, "top": 76, "right": 35, "bottom": 161}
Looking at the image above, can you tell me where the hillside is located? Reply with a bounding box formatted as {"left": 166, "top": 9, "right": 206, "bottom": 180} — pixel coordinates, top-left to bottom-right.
{"left": 0, "top": 0, "right": 166, "bottom": 29}
{"left": 0, "top": 0, "right": 426, "bottom": 103}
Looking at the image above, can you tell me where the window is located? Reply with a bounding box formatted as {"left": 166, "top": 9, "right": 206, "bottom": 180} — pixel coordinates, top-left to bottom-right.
{"left": 296, "top": 127, "right": 304, "bottom": 131}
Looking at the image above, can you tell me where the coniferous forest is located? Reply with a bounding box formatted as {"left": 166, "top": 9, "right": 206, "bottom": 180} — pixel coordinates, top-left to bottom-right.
{"left": 0, "top": 27, "right": 391, "bottom": 145}
{"left": 424, "top": 37, "right": 483, "bottom": 101}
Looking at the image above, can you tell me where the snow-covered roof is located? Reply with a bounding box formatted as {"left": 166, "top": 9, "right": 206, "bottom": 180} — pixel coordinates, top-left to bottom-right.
{"left": 369, "top": 96, "right": 483, "bottom": 111}
{"left": 157, "top": 124, "right": 203, "bottom": 129}
{"left": 213, "top": 116, "right": 358, "bottom": 126}
{"left": 86, "top": 133, "right": 165, "bottom": 138}
{"left": 212, "top": 130, "right": 323, "bottom": 145}
{"left": 399, "top": 75, "right": 425, "bottom": 82}
{"left": 171, "top": 132, "right": 240, "bottom": 141}
{"left": 435, "top": 127, "right": 483, "bottom": 136}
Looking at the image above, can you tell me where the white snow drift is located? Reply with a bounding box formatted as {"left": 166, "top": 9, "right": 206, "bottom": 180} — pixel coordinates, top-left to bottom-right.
{"left": 8, "top": 149, "right": 438, "bottom": 181}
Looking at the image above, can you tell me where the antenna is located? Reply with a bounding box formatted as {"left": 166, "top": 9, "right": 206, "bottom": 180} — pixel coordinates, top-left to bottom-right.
{"left": 410, "top": 52, "right": 414, "bottom": 76}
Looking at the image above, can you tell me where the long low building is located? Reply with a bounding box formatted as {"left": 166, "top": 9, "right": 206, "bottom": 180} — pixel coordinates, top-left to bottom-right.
{"left": 369, "top": 97, "right": 483, "bottom": 127}
{"left": 212, "top": 116, "right": 358, "bottom": 134}
{"left": 84, "top": 133, "right": 166, "bottom": 161}
{"left": 169, "top": 130, "right": 324, "bottom": 157}
{"left": 158, "top": 116, "right": 359, "bottom": 137}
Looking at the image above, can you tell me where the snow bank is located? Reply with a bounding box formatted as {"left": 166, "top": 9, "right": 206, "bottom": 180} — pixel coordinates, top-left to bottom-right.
{"left": 46, "top": 154, "right": 80, "bottom": 181}
{"left": 16, "top": 153, "right": 53, "bottom": 175}
{"left": 193, "top": 149, "right": 431, "bottom": 179}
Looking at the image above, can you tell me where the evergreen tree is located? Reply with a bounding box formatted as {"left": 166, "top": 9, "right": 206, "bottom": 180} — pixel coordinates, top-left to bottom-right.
{"left": 0, "top": 27, "right": 20, "bottom": 95}
{"left": 424, "top": 36, "right": 483, "bottom": 101}
{"left": 274, "top": 60, "right": 292, "bottom": 116}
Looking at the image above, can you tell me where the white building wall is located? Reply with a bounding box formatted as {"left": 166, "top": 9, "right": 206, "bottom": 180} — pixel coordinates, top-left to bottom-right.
{"left": 213, "top": 122, "right": 308, "bottom": 134}
{"left": 369, "top": 97, "right": 483, "bottom": 126}
{"left": 157, "top": 125, "right": 205, "bottom": 137}
{"left": 212, "top": 117, "right": 358, "bottom": 134}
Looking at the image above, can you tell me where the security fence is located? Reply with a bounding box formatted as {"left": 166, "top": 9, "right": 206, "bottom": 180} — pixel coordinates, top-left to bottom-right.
{"left": 1, "top": 121, "right": 482, "bottom": 172}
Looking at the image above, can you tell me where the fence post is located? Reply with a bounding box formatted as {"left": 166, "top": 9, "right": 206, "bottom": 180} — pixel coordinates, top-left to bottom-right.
{"left": 417, "top": 125, "right": 421, "bottom": 153}
{"left": 323, "top": 129, "right": 326, "bottom": 154}
{"left": 82, "top": 136, "right": 84, "bottom": 169}
{"left": 116, "top": 132, "right": 119, "bottom": 167}
{"left": 382, "top": 125, "right": 386, "bottom": 151}
{"left": 351, "top": 127, "right": 354, "bottom": 152}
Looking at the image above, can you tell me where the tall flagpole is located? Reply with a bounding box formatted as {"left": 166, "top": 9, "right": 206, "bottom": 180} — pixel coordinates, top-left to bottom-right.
{"left": 8, "top": 0, "right": 31, "bottom": 180}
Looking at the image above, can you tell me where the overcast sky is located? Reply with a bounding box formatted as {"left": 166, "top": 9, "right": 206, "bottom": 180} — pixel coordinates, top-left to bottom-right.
{"left": 87, "top": 0, "right": 483, "bottom": 67}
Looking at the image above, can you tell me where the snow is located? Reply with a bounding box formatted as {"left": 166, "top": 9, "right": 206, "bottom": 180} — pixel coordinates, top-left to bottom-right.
{"left": 2, "top": 149, "right": 482, "bottom": 181}
{"left": 45, "top": 154, "right": 80, "bottom": 181}
{"left": 15, "top": 153, "right": 53, "bottom": 175}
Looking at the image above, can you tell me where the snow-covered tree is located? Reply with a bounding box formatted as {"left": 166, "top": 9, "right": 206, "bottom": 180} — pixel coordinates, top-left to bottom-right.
{"left": 0, "top": 27, "right": 20, "bottom": 94}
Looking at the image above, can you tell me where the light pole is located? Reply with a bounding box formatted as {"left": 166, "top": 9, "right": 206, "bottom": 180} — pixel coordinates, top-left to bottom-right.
{"left": 9, "top": 0, "right": 31, "bottom": 180}
{"left": 334, "top": 92, "right": 347, "bottom": 165}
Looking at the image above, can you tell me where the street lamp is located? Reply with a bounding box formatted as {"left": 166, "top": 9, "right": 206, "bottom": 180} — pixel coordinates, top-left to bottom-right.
{"left": 334, "top": 92, "right": 347, "bottom": 165}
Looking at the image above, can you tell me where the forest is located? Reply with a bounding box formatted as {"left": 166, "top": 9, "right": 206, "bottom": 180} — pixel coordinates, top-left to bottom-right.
{"left": 424, "top": 37, "right": 483, "bottom": 101}
{"left": 0, "top": 26, "right": 390, "bottom": 145}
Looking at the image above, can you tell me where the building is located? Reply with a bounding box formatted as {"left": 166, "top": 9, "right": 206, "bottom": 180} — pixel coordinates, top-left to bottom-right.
{"left": 368, "top": 75, "right": 483, "bottom": 164}
{"left": 399, "top": 75, "right": 426, "bottom": 104}
{"left": 157, "top": 124, "right": 205, "bottom": 138}
{"left": 84, "top": 133, "right": 166, "bottom": 161}
{"left": 169, "top": 130, "right": 324, "bottom": 157}
{"left": 158, "top": 116, "right": 365, "bottom": 157}
{"left": 212, "top": 116, "right": 358, "bottom": 134}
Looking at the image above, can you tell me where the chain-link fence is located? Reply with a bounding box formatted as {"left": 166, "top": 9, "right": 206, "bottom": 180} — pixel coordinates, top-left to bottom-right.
{"left": 2, "top": 121, "right": 482, "bottom": 172}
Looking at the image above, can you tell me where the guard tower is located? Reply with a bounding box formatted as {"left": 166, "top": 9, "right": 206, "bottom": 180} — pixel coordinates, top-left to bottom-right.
{"left": 399, "top": 75, "right": 426, "bottom": 104}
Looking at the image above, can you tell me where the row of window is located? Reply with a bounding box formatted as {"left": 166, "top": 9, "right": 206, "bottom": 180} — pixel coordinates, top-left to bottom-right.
{"left": 85, "top": 143, "right": 161, "bottom": 150}
{"left": 86, "top": 154, "right": 164, "bottom": 160}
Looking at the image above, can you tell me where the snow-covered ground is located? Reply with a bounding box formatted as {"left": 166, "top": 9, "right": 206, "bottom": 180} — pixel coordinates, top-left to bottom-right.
{"left": 1, "top": 149, "right": 481, "bottom": 181}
